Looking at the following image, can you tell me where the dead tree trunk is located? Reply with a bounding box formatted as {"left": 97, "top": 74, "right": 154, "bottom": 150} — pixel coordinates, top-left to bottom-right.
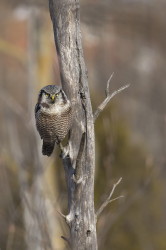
{"left": 49, "top": 0, "right": 98, "bottom": 249}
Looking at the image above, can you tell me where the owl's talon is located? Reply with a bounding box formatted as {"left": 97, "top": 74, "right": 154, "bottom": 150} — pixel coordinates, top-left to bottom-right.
{"left": 59, "top": 143, "right": 69, "bottom": 159}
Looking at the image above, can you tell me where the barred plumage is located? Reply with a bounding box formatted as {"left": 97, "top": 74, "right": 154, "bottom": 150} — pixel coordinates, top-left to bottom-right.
{"left": 35, "top": 85, "right": 72, "bottom": 156}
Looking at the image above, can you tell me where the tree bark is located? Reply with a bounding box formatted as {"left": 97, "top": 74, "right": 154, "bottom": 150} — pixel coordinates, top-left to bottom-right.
{"left": 49, "top": 0, "right": 98, "bottom": 249}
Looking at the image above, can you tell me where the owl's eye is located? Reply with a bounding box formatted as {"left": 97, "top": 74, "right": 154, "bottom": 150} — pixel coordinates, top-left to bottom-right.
{"left": 55, "top": 93, "right": 59, "bottom": 97}
{"left": 45, "top": 93, "right": 49, "bottom": 97}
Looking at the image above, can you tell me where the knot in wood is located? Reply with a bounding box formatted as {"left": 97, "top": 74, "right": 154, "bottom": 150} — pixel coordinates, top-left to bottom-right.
{"left": 86, "top": 230, "right": 91, "bottom": 237}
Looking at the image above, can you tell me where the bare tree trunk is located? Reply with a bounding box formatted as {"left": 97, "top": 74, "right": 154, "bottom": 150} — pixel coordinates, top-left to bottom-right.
{"left": 49, "top": 0, "right": 98, "bottom": 249}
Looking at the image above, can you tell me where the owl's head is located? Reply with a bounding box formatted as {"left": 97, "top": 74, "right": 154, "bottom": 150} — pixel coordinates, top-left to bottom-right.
{"left": 38, "top": 85, "right": 68, "bottom": 108}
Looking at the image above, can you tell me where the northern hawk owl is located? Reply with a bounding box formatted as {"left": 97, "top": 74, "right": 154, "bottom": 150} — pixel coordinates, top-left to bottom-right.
{"left": 35, "top": 85, "right": 72, "bottom": 156}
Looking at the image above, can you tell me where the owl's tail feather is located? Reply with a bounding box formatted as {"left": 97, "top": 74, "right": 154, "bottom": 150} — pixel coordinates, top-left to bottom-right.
{"left": 42, "top": 141, "right": 55, "bottom": 156}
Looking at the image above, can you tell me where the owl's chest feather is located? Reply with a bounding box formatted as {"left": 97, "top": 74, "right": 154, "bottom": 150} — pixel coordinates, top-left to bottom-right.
{"left": 36, "top": 104, "right": 72, "bottom": 142}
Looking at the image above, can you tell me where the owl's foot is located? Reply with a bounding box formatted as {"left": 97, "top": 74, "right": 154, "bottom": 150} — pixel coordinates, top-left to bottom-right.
{"left": 59, "top": 143, "right": 69, "bottom": 159}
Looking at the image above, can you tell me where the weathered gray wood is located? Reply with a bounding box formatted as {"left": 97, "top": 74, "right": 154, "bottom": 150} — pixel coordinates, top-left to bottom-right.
{"left": 49, "top": 0, "right": 97, "bottom": 249}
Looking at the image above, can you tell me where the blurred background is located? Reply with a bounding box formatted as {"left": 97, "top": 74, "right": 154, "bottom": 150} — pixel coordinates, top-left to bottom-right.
{"left": 0, "top": 0, "right": 166, "bottom": 249}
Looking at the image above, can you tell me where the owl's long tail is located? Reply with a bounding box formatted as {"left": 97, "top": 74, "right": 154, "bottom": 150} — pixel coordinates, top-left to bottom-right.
{"left": 42, "top": 141, "right": 55, "bottom": 156}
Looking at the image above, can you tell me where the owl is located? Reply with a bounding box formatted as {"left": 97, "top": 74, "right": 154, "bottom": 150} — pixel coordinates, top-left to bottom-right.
{"left": 35, "top": 85, "right": 72, "bottom": 156}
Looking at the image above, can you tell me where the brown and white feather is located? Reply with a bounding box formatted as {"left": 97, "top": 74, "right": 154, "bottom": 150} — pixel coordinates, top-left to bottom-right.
{"left": 35, "top": 85, "right": 72, "bottom": 156}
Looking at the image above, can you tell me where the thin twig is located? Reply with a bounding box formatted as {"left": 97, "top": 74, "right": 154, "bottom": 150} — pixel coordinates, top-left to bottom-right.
{"left": 93, "top": 73, "right": 130, "bottom": 122}
{"left": 105, "top": 72, "right": 114, "bottom": 96}
{"left": 96, "top": 178, "right": 123, "bottom": 219}
{"left": 55, "top": 209, "right": 72, "bottom": 228}
{"left": 98, "top": 168, "right": 157, "bottom": 246}
{"left": 55, "top": 209, "right": 66, "bottom": 219}
{"left": 61, "top": 235, "right": 71, "bottom": 247}
{"left": 107, "top": 195, "right": 124, "bottom": 204}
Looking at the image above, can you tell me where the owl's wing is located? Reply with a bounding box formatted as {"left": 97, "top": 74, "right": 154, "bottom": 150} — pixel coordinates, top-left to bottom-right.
{"left": 35, "top": 103, "right": 40, "bottom": 115}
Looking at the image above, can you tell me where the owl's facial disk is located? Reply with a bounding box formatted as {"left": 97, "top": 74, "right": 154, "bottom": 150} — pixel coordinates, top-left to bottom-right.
{"left": 45, "top": 93, "right": 55, "bottom": 101}
{"left": 41, "top": 91, "right": 61, "bottom": 104}
{"left": 39, "top": 91, "right": 64, "bottom": 113}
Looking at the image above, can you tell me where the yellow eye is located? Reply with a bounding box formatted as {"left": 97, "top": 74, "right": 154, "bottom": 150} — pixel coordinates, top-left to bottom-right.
{"left": 45, "top": 93, "right": 49, "bottom": 97}
{"left": 55, "top": 93, "right": 59, "bottom": 97}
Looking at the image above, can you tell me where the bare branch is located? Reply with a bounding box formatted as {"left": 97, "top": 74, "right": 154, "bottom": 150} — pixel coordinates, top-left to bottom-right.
{"left": 56, "top": 208, "right": 76, "bottom": 229}
{"left": 108, "top": 195, "right": 124, "bottom": 203}
{"left": 105, "top": 72, "right": 114, "bottom": 96}
{"left": 61, "top": 235, "right": 71, "bottom": 247}
{"left": 96, "top": 178, "right": 123, "bottom": 219}
{"left": 93, "top": 74, "right": 130, "bottom": 122}
{"left": 49, "top": 0, "right": 98, "bottom": 247}
{"left": 55, "top": 209, "right": 66, "bottom": 219}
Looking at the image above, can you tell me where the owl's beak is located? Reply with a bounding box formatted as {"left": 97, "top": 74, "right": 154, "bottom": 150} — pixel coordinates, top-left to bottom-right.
{"left": 51, "top": 94, "right": 55, "bottom": 101}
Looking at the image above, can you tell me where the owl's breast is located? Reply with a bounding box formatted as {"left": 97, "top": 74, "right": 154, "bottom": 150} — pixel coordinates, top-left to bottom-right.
{"left": 35, "top": 112, "right": 55, "bottom": 141}
{"left": 35, "top": 105, "right": 72, "bottom": 143}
